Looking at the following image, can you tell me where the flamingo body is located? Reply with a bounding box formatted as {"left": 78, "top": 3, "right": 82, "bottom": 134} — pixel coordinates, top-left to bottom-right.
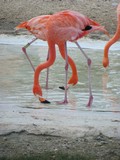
{"left": 17, "top": 10, "right": 108, "bottom": 42}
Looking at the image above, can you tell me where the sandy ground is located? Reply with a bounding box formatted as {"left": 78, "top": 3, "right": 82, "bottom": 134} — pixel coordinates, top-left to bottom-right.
{"left": 0, "top": 0, "right": 120, "bottom": 159}
{"left": 0, "top": 0, "right": 120, "bottom": 36}
{"left": 0, "top": 105, "right": 120, "bottom": 159}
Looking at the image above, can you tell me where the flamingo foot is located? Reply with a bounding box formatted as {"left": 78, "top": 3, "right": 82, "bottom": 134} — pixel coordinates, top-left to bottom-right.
{"left": 87, "top": 95, "right": 93, "bottom": 107}
{"left": 56, "top": 99, "right": 68, "bottom": 105}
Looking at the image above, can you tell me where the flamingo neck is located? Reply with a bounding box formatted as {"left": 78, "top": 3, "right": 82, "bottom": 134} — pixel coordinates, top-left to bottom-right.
{"left": 103, "top": 4, "right": 120, "bottom": 67}
{"left": 34, "top": 42, "right": 56, "bottom": 86}
{"left": 105, "top": 13, "right": 120, "bottom": 52}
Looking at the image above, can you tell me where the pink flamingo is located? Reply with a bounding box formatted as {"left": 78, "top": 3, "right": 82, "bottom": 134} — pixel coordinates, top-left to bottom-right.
{"left": 16, "top": 10, "right": 108, "bottom": 106}
{"left": 103, "top": 3, "right": 120, "bottom": 68}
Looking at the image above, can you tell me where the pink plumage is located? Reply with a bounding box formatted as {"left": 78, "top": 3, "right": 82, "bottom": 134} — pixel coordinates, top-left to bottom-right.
{"left": 16, "top": 10, "right": 109, "bottom": 106}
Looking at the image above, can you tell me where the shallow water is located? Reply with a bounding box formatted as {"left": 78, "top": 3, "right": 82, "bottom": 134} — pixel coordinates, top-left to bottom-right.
{"left": 0, "top": 40, "right": 120, "bottom": 112}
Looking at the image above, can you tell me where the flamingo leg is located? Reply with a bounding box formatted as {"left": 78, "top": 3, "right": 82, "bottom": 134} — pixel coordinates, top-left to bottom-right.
{"left": 75, "top": 42, "right": 93, "bottom": 107}
{"left": 22, "top": 38, "right": 50, "bottom": 89}
{"left": 64, "top": 42, "right": 69, "bottom": 103}
{"left": 57, "top": 42, "right": 69, "bottom": 104}
{"left": 22, "top": 38, "right": 37, "bottom": 71}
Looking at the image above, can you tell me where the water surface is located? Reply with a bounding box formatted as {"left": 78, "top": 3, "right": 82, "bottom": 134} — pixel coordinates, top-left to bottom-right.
{"left": 0, "top": 40, "right": 120, "bottom": 113}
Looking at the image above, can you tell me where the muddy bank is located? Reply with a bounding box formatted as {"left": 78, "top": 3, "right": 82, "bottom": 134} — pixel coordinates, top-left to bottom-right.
{"left": 0, "top": 130, "right": 120, "bottom": 160}
{"left": 0, "top": 0, "right": 120, "bottom": 36}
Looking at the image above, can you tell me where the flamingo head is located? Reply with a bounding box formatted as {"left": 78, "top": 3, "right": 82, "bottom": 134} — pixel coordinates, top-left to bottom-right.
{"left": 102, "top": 57, "right": 109, "bottom": 68}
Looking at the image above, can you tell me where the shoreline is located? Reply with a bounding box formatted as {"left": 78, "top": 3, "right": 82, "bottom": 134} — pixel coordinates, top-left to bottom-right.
{"left": 0, "top": 103, "right": 120, "bottom": 159}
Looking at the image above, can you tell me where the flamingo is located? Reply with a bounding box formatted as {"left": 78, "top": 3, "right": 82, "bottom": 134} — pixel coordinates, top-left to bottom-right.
{"left": 103, "top": 3, "right": 120, "bottom": 68}
{"left": 16, "top": 10, "right": 108, "bottom": 106}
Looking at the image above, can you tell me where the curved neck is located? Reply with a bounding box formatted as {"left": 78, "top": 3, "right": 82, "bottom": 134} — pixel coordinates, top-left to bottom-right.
{"left": 104, "top": 5, "right": 120, "bottom": 58}
{"left": 34, "top": 41, "right": 56, "bottom": 86}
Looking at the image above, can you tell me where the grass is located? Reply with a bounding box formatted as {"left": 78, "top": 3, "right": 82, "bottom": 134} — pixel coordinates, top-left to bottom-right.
{"left": 0, "top": 151, "right": 95, "bottom": 160}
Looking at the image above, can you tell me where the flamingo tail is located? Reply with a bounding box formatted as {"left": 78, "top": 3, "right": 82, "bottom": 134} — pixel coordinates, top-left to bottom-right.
{"left": 92, "top": 25, "right": 109, "bottom": 37}
{"left": 15, "top": 21, "right": 27, "bottom": 30}
{"left": 89, "top": 18, "right": 109, "bottom": 37}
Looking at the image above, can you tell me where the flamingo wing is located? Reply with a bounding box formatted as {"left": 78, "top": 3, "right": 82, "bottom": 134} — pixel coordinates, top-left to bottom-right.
{"left": 46, "top": 10, "right": 109, "bottom": 43}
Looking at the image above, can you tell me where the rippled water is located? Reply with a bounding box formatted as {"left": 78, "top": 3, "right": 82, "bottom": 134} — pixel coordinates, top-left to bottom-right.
{"left": 0, "top": 43, "right": 120, "bottom": 112}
